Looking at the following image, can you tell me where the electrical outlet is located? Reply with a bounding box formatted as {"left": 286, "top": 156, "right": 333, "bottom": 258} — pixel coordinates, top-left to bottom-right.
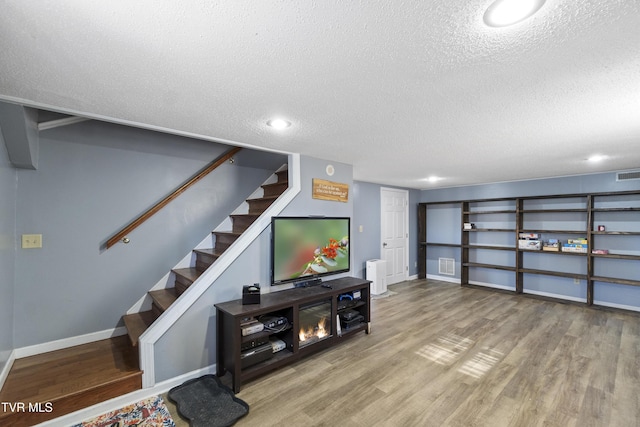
{"left": 574, "top": 278, "right": 580, "bottom": 284}
{"left": 22, "top": 234, "right": 42, "bottom": 249}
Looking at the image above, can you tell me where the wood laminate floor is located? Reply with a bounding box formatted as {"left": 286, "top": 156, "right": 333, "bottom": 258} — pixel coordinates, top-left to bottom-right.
{"left": 224, "top": 280, "right": 640, "bottom": 427}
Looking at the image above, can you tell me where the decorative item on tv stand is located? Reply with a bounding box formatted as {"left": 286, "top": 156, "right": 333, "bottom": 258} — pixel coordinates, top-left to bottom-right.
{"left": 242, "top": 283, "right": 261, "bottom": 305}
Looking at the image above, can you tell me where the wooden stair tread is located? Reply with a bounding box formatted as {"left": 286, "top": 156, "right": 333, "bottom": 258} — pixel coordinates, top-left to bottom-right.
{"left": 262, "top": 181, "right": 288, "bottom": 190}
{"left": 194, "top": 248, "right": 224, "bottom": 258}
{"left": 173, "top": 267, "right": 202, "bottom": 282}
{"left": 122, "top": 310, "right": 156, "bottom": 346}
{"left": 194, "top": 247, "right": 217, "bottom": 256}
{"left": 213, "top": 231, "right": 243, "bottom": 238}
{"left": 247, "top": 195, "right": 279, "bottom": 202}
{"left": 230, "top": 213, "right": 260, "bottom": 219}
{"left": 148, "top": 288, "right": 178, "bottom": 312}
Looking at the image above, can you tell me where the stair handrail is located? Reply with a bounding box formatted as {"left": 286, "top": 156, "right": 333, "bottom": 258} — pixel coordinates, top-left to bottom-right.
{"left": 106, "top": 146, "right": 242, "bottom": 249}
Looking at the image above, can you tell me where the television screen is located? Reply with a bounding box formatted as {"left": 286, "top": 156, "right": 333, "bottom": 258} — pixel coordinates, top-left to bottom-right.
{"left": 271, "top": 217, "right": 350, "bottom": 285}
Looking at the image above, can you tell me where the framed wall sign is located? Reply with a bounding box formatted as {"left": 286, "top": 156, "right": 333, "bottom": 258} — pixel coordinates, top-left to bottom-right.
{"left": 312, "top": 178, "right": 349, "bottom": 202}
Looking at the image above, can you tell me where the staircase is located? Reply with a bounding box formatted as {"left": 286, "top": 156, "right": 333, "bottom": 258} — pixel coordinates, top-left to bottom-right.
{"left": 122, "top": 168, "right": 289, "bottom": 346}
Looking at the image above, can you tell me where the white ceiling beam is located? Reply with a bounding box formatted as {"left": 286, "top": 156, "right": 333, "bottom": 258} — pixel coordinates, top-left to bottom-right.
{"left": 0, "top": 102, "right": 39, "bottom": 169}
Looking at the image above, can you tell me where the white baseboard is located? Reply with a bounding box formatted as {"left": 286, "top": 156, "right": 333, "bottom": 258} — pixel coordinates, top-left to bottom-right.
{"left": 593, "top": 300, "right": 640, "bottom": 313}
{"left": 407, "top": 274, "right": 418, "bottom": 281}
{"left": 522, "top": 290, "right": 587, "bottom": 303}
{"left": 0, "top": 349, "right": 16, "bottom": 392}
{"left": 38, "top": 363, "right": 218, "bottom": 427}
{"left": 427, "top": 278, "right": 640, "bottom": 311}
{"left": 468, "top": 280, "right": 516, "bottom": 292}
{"left": 15, "top": 327, "right": 128, "bottom": 359}
{"left": 426, "top": 274, "right": 460, "bottom": 284}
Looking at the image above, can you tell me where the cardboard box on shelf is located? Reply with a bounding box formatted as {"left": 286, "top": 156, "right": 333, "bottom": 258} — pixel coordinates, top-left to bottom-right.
{"left": 519, "top": 239, "right": 541, "bottom": 250}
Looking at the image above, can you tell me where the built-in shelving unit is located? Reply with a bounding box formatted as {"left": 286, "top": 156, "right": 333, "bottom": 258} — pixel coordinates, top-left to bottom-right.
{"left": 418, "top": 190, "right": 640, "bottom": 309}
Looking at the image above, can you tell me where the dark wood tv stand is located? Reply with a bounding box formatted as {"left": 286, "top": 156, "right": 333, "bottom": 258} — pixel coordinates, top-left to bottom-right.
{"left": 215, "top": 276, "right": 371, "bottom": 392}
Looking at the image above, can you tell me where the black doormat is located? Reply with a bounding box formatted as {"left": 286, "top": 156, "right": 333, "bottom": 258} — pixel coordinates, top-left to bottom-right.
{"left": 168, "top": 375, "right": 249, "bottom": 427}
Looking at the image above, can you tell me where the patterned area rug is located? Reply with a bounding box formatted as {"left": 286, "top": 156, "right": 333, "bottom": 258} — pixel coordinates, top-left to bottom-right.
{"left": 71, "top": 395, "right": 175, "bottom": 427}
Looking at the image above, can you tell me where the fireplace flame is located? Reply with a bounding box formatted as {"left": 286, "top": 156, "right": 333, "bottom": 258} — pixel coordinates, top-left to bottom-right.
{"left": 299, "top": 316, "right": 328, "bottom": 343}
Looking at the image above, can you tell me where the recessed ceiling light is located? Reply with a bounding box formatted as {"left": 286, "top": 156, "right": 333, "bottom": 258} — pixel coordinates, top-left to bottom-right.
{"left": 483, "top": 0, "right": 546, "bottom": 27}
{"left": 266, "top": 118, "right": 291, "bottom": 130}
{"left": 588, "top": 154, "right": 607, "bottom": 162}
{"left": 424, "top": 176, "right": 442, "bottom": 183}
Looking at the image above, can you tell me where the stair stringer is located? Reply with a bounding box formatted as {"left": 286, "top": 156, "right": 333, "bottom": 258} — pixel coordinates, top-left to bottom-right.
{"left": 138, "top": 153, "right": 300, "bottom": 388}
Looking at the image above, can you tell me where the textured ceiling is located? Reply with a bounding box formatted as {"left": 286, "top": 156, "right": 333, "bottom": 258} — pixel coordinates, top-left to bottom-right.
{"left": 1, "top": 1, "right": 639, "bottom": 189}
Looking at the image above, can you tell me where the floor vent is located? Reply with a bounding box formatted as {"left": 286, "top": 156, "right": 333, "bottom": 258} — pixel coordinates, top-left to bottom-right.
{"left": 616, "top": 170, "right": 640, "bottom": 181}
{"left": 439, "top": 258, "right": 455, "bottom": 276}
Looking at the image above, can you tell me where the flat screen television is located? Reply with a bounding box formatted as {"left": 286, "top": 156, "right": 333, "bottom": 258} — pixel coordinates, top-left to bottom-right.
{"left": 270, "top": 216, "right": 350, "bottom": 286}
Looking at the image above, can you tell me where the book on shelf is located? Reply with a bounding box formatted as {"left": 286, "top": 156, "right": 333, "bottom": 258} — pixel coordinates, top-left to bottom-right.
{"left": 567, "top": 238, "right": 588, "bottom": 245}
{"left": 561, "top": 244, "right": 588, "bottom": 253}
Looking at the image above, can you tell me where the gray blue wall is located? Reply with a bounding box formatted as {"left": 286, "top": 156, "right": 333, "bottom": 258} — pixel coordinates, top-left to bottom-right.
{"left": 352, "top": 181, "right": 420, "bottom": 279}
{"left": 421, "top": 172, "right": 640, "bottom": 308}
{"left": 0, "top": 133, "right": 16, "bottom": 373}
{"left": 13, "top": 120, "right": 286, "bottom": 347}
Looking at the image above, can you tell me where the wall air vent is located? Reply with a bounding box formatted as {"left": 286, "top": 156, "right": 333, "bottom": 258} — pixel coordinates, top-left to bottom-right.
{"left": 439, "top": 258, "right": 455, "bottom": 276}
{"left": 616, "top": 170, "right": 640, "bottom": 181}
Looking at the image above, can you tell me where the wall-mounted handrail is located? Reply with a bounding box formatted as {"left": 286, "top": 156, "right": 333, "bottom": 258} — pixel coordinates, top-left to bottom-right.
{"left": 106, "top": 146, "right": 242, "bottom": 249}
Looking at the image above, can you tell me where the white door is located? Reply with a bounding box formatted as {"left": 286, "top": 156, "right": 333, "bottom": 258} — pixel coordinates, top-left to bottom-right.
{"left": 381, "top": 188, "right": 409, "bottom": 285}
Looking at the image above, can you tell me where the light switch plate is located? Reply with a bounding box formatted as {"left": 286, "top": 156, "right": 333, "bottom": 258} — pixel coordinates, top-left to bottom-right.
{"left": 22, "top": 234, "right": 42, "bottom": 249}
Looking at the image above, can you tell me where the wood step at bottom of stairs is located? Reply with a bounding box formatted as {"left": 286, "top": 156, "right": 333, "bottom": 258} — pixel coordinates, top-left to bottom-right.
{"left": 122, "top": 310, "right": 156, "bottom": 346}
{"left": 0, "top": 335, "right": 142, "bottom": 426}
